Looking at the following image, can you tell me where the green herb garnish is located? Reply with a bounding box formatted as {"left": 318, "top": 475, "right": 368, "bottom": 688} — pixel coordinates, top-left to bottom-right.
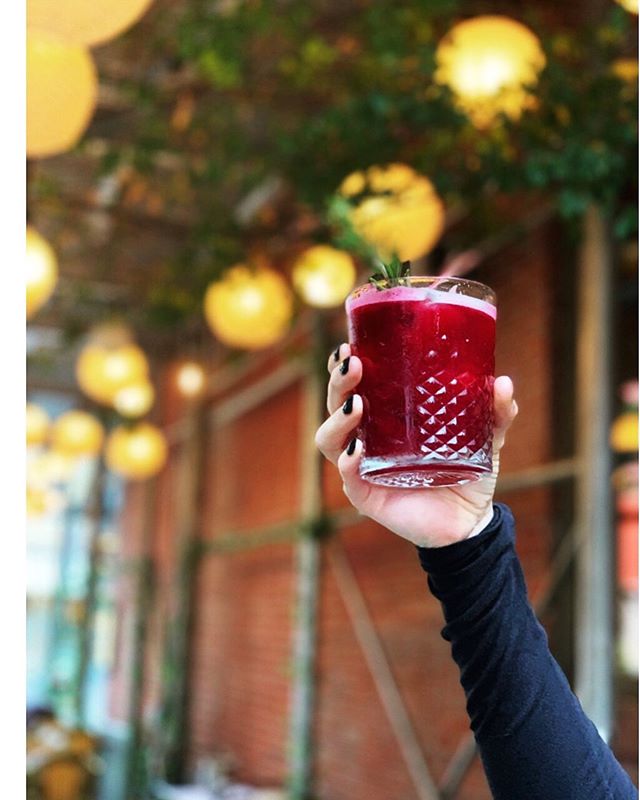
{"left": 369, "top": 256, "right": 412, "bottom": 290}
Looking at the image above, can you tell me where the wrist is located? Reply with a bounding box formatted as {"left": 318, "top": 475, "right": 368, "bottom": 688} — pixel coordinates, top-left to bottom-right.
{"left": 465, "top": 504, "right": 495, "bottom": 540}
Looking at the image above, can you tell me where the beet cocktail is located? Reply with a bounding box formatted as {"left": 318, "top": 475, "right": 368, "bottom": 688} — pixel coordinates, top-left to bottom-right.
{"left": 346, "top": 277, "right": 496, "bottom": 488}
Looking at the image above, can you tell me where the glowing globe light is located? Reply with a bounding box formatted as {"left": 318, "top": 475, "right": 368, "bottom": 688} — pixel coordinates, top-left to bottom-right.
{"left": 26, "top": 227, "right": 58, "bottom": 319}
{"left": 51, "top": 410, "right": 104, "bottom": 458}
{"left": 113, "top": 380, "right": 155, "bottom": 418}
{"left": 28, "top": 0, "right": 154, "bottom": 47}
{"left": 27, "top": 403, "right": 51, "bottom": 446}
{"left": 435, "top": 16, "right": 546, "bottom": 127}
{"left": 611, "top": 59, "right": 639, "bottom": 84}
{"left": 339, "top": 164, "right": 445, "bottom": 262}
{"left": 614, "top": 0, "right": 638, "bottom": 13}
{"left": 292, "top": 245, "right": 357, "bottom": 308}
{"left": 204, "top": 265, "right": 293, "bottom": 350}
{"left": 76, "top": 343, "right": 149, "bottom": 405}
{"left": 105, "top": 423, "right": 168, "bottom": 480}
{"left": 176, "top": 362, "right": 206, "bottom": 397}
{"left": 611, "top": 412, "right": 638, "bottom": 453}
{"left": 27, "top": 31, "right": 98, "bottom": 158}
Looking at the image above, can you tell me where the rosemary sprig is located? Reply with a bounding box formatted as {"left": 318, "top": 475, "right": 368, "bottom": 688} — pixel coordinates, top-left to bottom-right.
{"left": 369, "top": 256, "right": 412, "bottom": 290}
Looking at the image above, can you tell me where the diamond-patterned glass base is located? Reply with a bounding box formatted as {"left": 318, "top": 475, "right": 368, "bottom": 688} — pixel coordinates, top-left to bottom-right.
{"left": 361, "top": 458, "right": 491, "bottom": 488}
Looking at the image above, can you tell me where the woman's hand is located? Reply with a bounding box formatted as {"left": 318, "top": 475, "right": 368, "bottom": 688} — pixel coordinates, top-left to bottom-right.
{"left": 315, "top": 343, "right": 518, "bottom": 548}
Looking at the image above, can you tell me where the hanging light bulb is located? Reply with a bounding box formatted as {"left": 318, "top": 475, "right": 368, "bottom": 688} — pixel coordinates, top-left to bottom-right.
{"left": 76, "top": 343, "right": 149, "bottom": 405}
{"left": 176, "top": 362, "right": 206, "bottom": 397}
{"left": 28, "top": 0, "right": 154, "bottom": 47}
{"left": 27, "top": 30, "right": 98, "bottom": 158}
{"left": 435, "top": 16, "right": 546, "bottom": 127}
{"left": 611, "top": 380, "right": 638, "bottom": 454}
{"left": 105, "top": 423, "right": 168, "bottom": 480}
{"left": 27, "top": 402, "right": 51, "bottom": 446}
{"left": 292, "top": 245, "right": 357, "bottom": 308}
{"left": 614, "top": 0, "right": 638, "bottom": 13}
{"left": 204, "top": 265, "right": 293, "bottom": 350}
{"left": 339, "top": 164, "right": 445, "bottom": 262}
{"left": 50, "top": 410, "right": 104, "bottom": 458}
{"left": 26, "top": 227, "right": 58, "bottom": 319}
{"left": 113, "top": 380, "right": 155, "bottom": 418}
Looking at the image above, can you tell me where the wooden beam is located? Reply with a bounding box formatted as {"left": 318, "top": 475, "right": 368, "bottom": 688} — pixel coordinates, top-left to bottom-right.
{"left": 328, "top": 541, "right": 440, "bottom": 800}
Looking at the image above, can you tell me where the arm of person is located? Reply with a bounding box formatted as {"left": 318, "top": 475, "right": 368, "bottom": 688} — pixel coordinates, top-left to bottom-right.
{"left": 417, "top": 503, "right": 638, "bottom": 800}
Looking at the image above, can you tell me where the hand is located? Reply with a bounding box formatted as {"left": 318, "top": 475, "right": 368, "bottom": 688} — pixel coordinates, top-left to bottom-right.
{"left": 315, "top": 343, "right": 518, "bottom": 548}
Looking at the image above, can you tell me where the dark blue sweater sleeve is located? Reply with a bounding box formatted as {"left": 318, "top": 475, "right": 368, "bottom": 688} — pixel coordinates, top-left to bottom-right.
{"left": 417, "top": 503, "right": 638, "bottom": 800}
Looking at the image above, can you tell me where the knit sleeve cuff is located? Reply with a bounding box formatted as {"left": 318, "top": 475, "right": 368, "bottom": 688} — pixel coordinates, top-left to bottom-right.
{"left": 416, "top": 503, "right": 512, "bottom": 577}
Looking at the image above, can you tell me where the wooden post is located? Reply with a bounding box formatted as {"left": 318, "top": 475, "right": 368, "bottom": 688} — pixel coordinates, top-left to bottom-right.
{"left": 574, "top": 204, "right": 614, "bottom": 741}
{"left": 161, "top": 404, "right": 207, "bottom": 783}
{"left": 287, "top": 315, "right": 327, "bottom": 800}
{"left": 328, "top": 542, "right": 440, "bottom": 800}
{"left": 73, "top": 455, "right": 107, "bottom": 727}
{"left": 124, "top": 477, "right": 158, "bottom": 800}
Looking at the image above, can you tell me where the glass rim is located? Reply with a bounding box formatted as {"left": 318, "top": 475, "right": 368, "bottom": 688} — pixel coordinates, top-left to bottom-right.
{"left": 346, "top": 275, "right": 497, "bottom": 308}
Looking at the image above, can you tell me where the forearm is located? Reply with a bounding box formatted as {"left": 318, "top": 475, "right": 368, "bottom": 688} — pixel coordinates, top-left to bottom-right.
{"left": 417, "top": 503, "right": 637, "bottom": 800}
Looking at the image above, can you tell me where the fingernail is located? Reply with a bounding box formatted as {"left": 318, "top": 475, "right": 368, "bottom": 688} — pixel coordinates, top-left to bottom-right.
{"left": 346, "top": 438, "right": 357, "bottom": 456}
{"left": 333, "top": 345, "right": 341, "bottom": 362}
{"left": 342, "top": 395, "right": 354, "bottom": 415}
{"left": 339, "top": 357, "right": 350, "bottom": 376}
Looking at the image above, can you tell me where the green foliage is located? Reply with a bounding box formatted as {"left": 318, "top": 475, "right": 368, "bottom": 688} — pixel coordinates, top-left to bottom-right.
{"left": 94, "top": 0, "right": 637, "bottom": 329}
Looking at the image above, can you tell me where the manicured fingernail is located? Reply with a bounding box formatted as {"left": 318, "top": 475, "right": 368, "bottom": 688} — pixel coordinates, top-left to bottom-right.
{"left": 333, "top": 345, "right": 341, "bottom": 362}
{"left": 342, "top": 396, "right": 354, "bottom": 415}
{"left": 346, "top": 438, "right": 357, "bottom": 456}
{"left": 339, "top": 357, "right": 350, "bottom": 376}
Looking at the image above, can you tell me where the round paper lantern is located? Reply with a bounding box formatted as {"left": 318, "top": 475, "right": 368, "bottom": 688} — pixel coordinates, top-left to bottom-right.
{"left": 51, "top": 410, "right": 104, "bottom": 458}
{"left": 28, "top": 0, "right": 154, "bottom": 47}
{"left": 176, "top": 362, "right": 206, "bottom": 397}
{"left": 76, "top": 343, "right": 149, "bottom": 405}
{"left": 113, "top": 380, "right": 155, "bottom": 418}
{"left": 339, "top": 164, "right": 445, "bottom": 261}
{"left": 615, "top": 0, "right": 638, "bottom": 13}
{"left": 611, "top": 411, "right": 638, "bottom": 453}
{"left": 27, "top": 31, "right": 98, "bottom": 158}
{"left": 105, "top": 423, "right": 168, "bottom": 480}
{"left": 204, "top": 265, "right": 293, "bottom": 350}
{"left": 27, "top": 403, "right": 51, "bottom": 446}
{"left": 435, "top": 16, "right": 546, "bottom": 127}
{"left": 26, "top": 227, "right": 58, "bottom": 319}
{"left": 292, "top": 245, "right": 357, "bottom": 308}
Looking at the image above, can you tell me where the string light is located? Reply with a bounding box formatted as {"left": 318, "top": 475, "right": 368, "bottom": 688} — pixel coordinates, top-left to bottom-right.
{"left": 105, "top": 423, "right": 168, "bottom": 480}
{"left": 292, "top": 246, "right": 356, "bottom": 308}
{"left": 26, "top": 227, "right": 58, "bottom": 318}
{"left": 435, "top": 16, "right": 546, "bottom": 127}
{"left": 339, "top": 164, "right": 445, "bottom": 261}
{"left": 204, "top": 265, "right": 293, "bottom": 350}
{"left": 27, "top": 31, "right": 97, "bottom": 158}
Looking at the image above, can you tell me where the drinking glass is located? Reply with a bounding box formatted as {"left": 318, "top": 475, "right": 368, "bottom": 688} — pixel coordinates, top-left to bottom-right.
{"left": 346, "top": 276, "right": 496, "bottom": 488}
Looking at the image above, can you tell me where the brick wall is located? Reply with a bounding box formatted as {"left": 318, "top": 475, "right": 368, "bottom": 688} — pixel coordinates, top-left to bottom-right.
{"left": 108, "top": 218, "right": 637, "bottom": 798}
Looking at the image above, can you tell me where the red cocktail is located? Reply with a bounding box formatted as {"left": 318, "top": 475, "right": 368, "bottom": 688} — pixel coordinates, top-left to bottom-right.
{"left": 346, "top": 277, "right": 496, "bottom": 488}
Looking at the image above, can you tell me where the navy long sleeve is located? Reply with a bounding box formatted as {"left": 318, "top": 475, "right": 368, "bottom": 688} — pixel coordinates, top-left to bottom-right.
{"left": 417, "top": 503, "right": 637, "bottom": 800}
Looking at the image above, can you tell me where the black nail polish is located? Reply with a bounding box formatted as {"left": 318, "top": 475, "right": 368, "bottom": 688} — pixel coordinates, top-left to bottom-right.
{"left": 333, "top": 345, "right": 341, "bottom": 362}
{"left": 339, "top": 357, "right": 350, "bottom": 376}
{"left": 342, "top": 396, "right": 353, "bottom": 415}
{"left": 346, "top": 438, "right": 357, "bottom": 456}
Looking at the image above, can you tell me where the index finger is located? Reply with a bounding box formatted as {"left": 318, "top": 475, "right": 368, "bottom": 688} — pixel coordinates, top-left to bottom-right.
{"left": 327, "top": 343, "right": 351, "bottom": 374}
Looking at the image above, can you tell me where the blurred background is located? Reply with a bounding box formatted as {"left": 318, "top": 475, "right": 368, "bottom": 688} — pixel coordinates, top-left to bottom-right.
{"left": 26, "top": 1, "right": 638, "bottom": 799}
